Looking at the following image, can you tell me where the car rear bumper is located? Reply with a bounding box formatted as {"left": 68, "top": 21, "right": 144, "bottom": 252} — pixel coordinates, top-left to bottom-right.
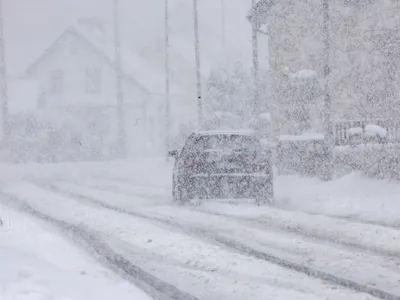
{"left": 176, "top": 173, "right": 272, "bottom": 199}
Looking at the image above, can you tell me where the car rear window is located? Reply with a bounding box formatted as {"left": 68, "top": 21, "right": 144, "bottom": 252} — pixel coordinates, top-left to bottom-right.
{"left": 191, "top": 134, "right": 260, "bottom": 152}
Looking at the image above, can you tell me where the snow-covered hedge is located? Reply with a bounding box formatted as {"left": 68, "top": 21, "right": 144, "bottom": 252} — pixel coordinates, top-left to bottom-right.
{"left": 335, "top": 144, "right": 400, "bottom": 180}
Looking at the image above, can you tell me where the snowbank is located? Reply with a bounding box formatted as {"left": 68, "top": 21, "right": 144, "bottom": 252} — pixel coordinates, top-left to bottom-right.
{"left": 0, "top": 205, "right": 151, "bottom": 300}
{"left": 275, "top": 172, "right": 400, "bottom": 225}
{"left": 365, "top": 124, "right": 387, "bottom": 137}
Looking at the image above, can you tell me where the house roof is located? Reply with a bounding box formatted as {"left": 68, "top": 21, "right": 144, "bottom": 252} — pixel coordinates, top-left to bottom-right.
{"left": 24, "top": 26, "right": 185, "bottom": 95}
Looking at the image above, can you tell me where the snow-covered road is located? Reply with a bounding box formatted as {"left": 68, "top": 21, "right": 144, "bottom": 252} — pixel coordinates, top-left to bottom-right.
{"left": 1, "top": 159, "right": 400, "bottom": 300}
{"left": 0, "top": 204, "right": 152, "bottom": 300}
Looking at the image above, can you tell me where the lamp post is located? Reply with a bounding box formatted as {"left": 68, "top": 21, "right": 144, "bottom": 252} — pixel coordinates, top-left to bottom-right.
{"left": 322, "top": 0, "right": 333, "bottom": 180}
{"left": 193, "top": 0, "right": 203, "bottom": 129}
{"left": 113, "top": 0, "right": 126, "bottom": 158}
{"left": 165, "top": 0, "right": 171, "bottom": 157}
{"left": 0, "top": 0, "right": 8, "bottom": 142}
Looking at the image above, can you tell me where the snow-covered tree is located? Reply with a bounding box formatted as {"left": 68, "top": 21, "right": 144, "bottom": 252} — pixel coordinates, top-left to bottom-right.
{"left": 205, "top": 61, "right": 252, "bottom": 116}
{"left": 283, "top": 69, "right": 323, "bottom": 134}
{"left": 204, "top": 60, "right": 270, "bottom": 119}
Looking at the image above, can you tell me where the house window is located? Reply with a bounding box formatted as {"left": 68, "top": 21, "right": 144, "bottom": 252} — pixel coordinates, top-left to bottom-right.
{"left": 50, "top": 69, "right": 64, "bottom": 94}
{"left": 85, "top": 68, "right": 102, "bottom": 94}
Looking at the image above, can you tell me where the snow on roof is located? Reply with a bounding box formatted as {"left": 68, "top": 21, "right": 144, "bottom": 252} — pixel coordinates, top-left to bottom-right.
{"left": 75, "top": 24, "right": 184, "bottom": 95}
{"left": 197, "top": 129, "right": 256, "bottom": 136}
{"left": 121, "top": 48, "right": 184, "bottom": 95}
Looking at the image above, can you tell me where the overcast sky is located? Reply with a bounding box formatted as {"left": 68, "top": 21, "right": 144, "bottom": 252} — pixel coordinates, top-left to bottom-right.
{"left": 3, "top": 0, "right": 267, "bottom": 77}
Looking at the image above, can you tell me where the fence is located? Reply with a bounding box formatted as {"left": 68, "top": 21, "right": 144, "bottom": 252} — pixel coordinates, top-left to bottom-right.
{"left": 334, "top": 118, "right": 400, "bottom": 146}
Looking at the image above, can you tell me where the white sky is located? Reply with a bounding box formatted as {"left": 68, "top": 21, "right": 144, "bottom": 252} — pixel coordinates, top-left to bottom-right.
{"left": 4, "top": 0, "right": 268, "bottom": 77}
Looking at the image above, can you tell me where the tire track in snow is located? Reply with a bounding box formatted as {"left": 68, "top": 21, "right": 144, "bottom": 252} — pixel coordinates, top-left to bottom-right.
{"left": 265, "top": 200, "right": 400, "bottom": 231}
{"left": 0, "top": 193, "right": 200, "bottom": 300}
{"left": 325, "top": 214, "right": 400, "bottom": 230}
{"left": 85, "top": 174, "right": 400, "bottom": 231}
{"left": 33, "top": 181, "right": 400, "bottom": 300}
{"left": 193, "top": 208, "right": 400, "bottom": 259}
{"left": 64, "top": 177, "right": 400, "bottom": 259}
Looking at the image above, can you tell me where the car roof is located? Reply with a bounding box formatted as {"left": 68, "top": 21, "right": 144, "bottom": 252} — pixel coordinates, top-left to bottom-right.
{"left": 278, "top": 133, "right": 325, "bottom": 141}
{"left": 196, "top": 129, "right": 256, "bottom": 136}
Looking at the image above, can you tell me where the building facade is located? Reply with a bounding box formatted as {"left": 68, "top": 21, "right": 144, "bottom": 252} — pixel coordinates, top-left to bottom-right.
{"left": 253, "top": 0, "right": 400, "bottom": 135}
{"left": 20, "top": 26, "right": 192, "bottom": 158}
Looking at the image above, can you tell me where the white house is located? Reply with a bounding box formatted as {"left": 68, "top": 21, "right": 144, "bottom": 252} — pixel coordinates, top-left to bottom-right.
{"left": 21, "top": 24, "right": 191, "bottom": 158}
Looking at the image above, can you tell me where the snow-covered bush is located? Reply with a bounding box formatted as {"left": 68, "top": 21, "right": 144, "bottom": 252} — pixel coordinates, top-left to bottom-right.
{"left": 335, "top": 144, "right": 400, "bottom": 181}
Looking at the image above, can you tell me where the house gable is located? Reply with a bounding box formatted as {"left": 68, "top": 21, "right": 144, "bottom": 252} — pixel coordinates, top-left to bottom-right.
{"left": 24, "top": 27, "right": 150, "bottom": 96}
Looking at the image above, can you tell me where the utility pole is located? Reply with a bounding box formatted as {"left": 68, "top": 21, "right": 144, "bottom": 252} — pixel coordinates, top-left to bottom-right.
{"left": 193, "top": 0, "right": 203, "bottom": 129}
{"left": 113, "top": 0, "right": 126, "bottom": 158}
{"left": 165, "top": 0, "right": 171, "bottom": 158}
{"left": 0, "top": 0, "right": 8, "bottom": 142}
{"left": 322, "top": 0, "right": 333, "bottom": 180}
{"left": 251, "top": 0, "right": 259, "bottom": 116}
{"left": 220, "top": 0, "right": 226, "bottom": 49}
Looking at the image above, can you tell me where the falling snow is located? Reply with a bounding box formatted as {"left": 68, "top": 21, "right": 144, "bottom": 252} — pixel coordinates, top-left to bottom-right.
{"left": 0, "top": 0, "right": 399, "bottom": 299}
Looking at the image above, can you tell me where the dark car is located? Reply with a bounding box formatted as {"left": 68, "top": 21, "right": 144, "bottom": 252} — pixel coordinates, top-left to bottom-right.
{"left": 168, "top": 130, "right": 274, "bottom": 205}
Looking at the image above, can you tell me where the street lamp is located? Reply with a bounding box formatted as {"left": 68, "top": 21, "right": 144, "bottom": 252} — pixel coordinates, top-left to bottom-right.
{"left": 113, "top": 0, "right": 126, "bottom": 158}
{"left": 193, "top": 0, "right": 203, "bottom": 129}
{"left": 0, "top": 0, "right": 8, "bottom": 142}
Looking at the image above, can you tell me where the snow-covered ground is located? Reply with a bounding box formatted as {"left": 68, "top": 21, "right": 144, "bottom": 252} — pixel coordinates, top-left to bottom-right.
{"left": 1, "top": 157, "right": 399, "bottom": 225}
{"left": 275, "top": 172, "right": 400, "bottom": 226}
{"left": 0, "top": 205, "right": 151, "bottom": 300}
{"left": 1, "top": 158, "right": 400, "bottom": 299}
{"left": 8, "top": 157, "right": 397, "bottom": 226}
